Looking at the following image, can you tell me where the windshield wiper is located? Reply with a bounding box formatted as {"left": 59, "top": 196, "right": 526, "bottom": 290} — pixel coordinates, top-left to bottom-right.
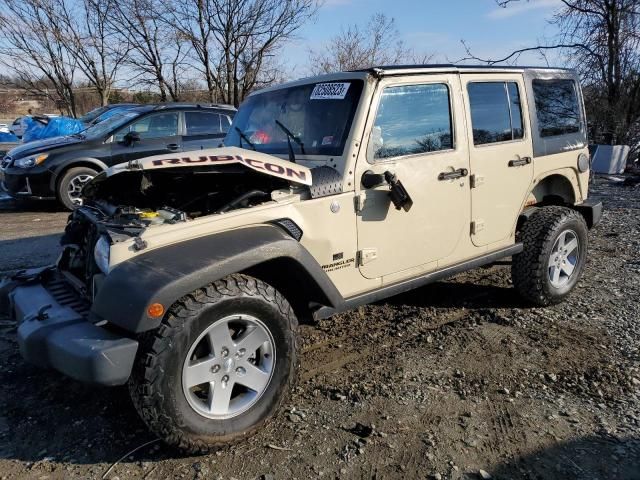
{"left": 275, "top": 120, "right": 305, "bottom": 164}
{"left": 235, "top": 127, "right": 256, "bottom": 151}
{"left": 71, "top": 132, "right": 86, "bottom": 139}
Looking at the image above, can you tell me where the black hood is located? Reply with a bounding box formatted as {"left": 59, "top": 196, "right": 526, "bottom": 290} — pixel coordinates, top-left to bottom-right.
{"left": 5, "top": 135, "right": 84, "bottom": 159}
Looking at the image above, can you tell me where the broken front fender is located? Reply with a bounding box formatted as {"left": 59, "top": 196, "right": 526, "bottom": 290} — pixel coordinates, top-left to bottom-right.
{"left": 91, "top": 224, "right": 342, "bottom": 334}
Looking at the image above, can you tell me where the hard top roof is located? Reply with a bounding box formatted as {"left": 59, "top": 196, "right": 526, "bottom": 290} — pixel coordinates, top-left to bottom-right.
{"left": 253, "top": 64, "right": 576, "bottom": 95}
{"left": 351, "top": 64, "right": 575, "bottom": 74}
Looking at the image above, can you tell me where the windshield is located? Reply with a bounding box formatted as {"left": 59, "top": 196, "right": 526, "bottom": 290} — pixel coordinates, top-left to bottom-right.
{"left": 225, "top": 80, "right": 363, "bottom": 156}
{"left": 82, "top": 110, "right": 142, "bottom": 139}
{"left": 79, "top": 106, "right": 109, "bottom": 124}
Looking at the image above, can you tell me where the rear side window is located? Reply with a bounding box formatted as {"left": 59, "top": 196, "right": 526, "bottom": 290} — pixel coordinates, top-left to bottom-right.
{"left": 220, "top": 115, "right": 232, "bottom": 133}
{"left": 467, "top": 82, "right": 524, "bottom": 145}
{"left": 372, "top": 83, "right": 453, "bottom": 160}
{"left": 532, "top": 79, "right": 581, "bottom": 137}
{"left": 185, "top": 112, "right": 222, "bottom": 136}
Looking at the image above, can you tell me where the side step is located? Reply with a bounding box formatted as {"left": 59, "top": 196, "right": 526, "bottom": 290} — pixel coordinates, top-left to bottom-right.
{"left": 313, "top": 243, "right": 523, "bottom": 320}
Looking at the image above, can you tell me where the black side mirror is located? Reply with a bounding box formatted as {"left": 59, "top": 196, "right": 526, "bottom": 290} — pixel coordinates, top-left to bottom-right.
{"left": 361, "top": 170, "right": 413, "bottom": 212}
{"left": 123, "top": 131, "right": 140, "bottom": 146}
{"left": 385, "top": 171, "right": 413, "bottom": 212}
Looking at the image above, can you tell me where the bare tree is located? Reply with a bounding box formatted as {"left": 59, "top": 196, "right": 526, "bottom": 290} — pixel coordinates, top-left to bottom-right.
{"left": 0, "top": 0, "right": 79, "bottom": 115}
{"left": 166, "top": 0, "right": 319, "bottom": 106}
{"left": 57, "top": 0, "right": 130, "bottom": 106}
{"left": 308, "top": 13, "right": 433, "bottom": 75}
{"left": 462, "top": 0, "right": 640, "bottom": 150}
{"left": 108, "top": 0, "right": 186, "bottom": 101}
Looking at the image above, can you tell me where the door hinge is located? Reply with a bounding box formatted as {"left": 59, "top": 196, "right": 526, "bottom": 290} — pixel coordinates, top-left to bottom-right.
{"left": 471, "top": 220, "right": 485, "bottom": 235}
{"left": 357, "top": 248, "right": 378, "bottom": 266}
{"left": 470, "top": 174, "right": 484, "bottom": 188}
{"left": 354, "top": 192, "right": 366, "bottom": 213}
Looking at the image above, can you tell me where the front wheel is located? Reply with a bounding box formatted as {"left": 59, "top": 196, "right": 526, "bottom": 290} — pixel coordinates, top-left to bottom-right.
{"left": 512, "top": 206, "right": 588, "bottom": 306}
{"left": 57, "top": 166, "right": 98, "bottom": 210}
{"left": 129, "top": 274, "right": 298, "bottom": 453}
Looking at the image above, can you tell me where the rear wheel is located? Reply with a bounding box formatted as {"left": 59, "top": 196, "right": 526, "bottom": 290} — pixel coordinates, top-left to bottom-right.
{"left": 57, "top": 166, "right": 98, "bottom": 210}
{"left": 512, "top": 206, "right": 588, "bottom": 306}
{"left": 129, "top": 274, "right": 298, "bottom": 453}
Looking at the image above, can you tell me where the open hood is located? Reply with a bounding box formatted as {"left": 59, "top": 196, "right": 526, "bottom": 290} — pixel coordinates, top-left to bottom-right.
{"left": 107, "top": 146, "right": 312, "bottom": 186}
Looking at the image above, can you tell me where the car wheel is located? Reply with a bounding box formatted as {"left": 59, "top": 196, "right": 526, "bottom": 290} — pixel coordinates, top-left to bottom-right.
{"left": 57, "top": 166, "right": 98, "bottom": 210}
{"left": 512, "top": 206, "right": 588, "bottom": 306}
{"left": 129, "top": 274, "right": 298, "bottom": 453}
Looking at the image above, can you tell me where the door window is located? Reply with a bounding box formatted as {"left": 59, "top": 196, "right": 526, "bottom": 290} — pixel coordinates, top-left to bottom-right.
{"left": 115, "top": 112, "right": 179, "bottom": 141}
{"left": 467, "top": 82, "right": 524, "bottom": 145}
{"left": 372, "top": 83, "right": 453, "bottom": 160}
{"left": 532, "top": 79, "right": 581, "bottom": 137}
{"left": 221, "top": 115, "right": 232, "bottom": 133}
{"left": 185, "top": 112, "right": 222, "bottom": 136}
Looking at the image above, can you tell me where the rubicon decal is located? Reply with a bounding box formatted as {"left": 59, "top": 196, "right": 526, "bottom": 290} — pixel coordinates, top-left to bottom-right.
{"left": 151, "top": 155, "right": 309, "bottom": 184}
{"left": 109, "top": 146, "right": 313, "bottom": 186}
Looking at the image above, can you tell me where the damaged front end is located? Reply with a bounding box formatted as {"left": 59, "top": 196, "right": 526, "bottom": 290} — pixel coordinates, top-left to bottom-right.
{"left": 61, "top": 146, "right": 313, "bottom": 290}
{"left": 2, "top": 146, "right": 314, "bottom": 385}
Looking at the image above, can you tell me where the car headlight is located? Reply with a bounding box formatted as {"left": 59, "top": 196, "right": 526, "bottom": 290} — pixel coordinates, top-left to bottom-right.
{"left": 14, "top": 153, "right": 48, "bottom": 169}
{"left": 93, "top": 236, "right": 111, "bottom": 274}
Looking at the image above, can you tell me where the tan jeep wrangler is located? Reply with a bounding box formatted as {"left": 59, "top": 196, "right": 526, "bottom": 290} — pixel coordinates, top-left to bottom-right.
{"left": 1, "top": 65, "right": 602, "bottom": 452}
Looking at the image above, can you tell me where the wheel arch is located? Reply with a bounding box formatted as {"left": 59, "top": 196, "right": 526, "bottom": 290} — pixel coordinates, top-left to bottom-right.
{"left": 518, "top": 171, "right": 599, "bottom": 232}
{"left": 49, "top": 158, "right": 108, "bottom": 192}
{"left": 92, "top": 224, "right": 343, "bottom": 334}
{"left": 527, "top": 172, "right": 578, "bottom": 207}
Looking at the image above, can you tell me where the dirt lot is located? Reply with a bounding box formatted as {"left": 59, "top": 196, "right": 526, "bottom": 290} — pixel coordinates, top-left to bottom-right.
{"left": 0, "top": 178, "right": 638, "bottom": 480}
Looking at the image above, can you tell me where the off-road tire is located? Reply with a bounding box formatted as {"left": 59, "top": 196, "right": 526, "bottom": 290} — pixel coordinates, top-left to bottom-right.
{"left": 128, "top": 274, "right": 298, "bottom": 453}
{"left": 57, "top": 166, "right": 98, "bottom": 210}
{"left": 512, "top": 206, "right": 588, "bottom": 306}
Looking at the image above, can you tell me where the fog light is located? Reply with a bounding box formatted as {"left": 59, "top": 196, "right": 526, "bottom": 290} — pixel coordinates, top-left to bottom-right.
{"left": 147, "top": 303, "right": 165, "bottom": 318}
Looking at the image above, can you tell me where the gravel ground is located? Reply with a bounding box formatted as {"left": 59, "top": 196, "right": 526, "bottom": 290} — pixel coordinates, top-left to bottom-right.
{"left": 0, "top": 177, "right": 638, "bottom": 480}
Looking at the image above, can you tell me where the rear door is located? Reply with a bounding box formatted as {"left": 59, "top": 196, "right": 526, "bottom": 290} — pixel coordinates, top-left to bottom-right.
{"left": 182, "top": 111, "right": 228, "bottom": 151}
{"left": 461, "top": 74, "right": 533, "bottom": 246}
{"left": 110, "top": 111, "right": 182, "bottom": 165}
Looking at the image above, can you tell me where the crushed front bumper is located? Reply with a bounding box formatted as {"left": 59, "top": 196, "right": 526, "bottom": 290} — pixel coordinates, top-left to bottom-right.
{"left": 1, "top": 267, "right": 138, "bottom": 386}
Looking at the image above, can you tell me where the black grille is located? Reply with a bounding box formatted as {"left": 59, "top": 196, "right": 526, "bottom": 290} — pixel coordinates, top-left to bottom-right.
{"left": 43, "top": 274, "right": 91, "bottom": 317}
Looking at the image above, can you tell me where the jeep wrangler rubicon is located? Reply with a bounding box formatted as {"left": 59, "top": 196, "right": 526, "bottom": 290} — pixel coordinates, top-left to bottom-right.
{"left": 1, "top": 65, "right": 602, "bottom": 452}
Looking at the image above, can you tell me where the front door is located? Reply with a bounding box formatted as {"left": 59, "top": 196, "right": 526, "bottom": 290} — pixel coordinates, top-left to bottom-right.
{"left": 356, "top": 74, "right": 470, "bottom": 280}
{"left": 110, "top": 111, "right": 183, "bottom": 165}
{"left": 461, "top": 74, "right": 534, "bottom": 247}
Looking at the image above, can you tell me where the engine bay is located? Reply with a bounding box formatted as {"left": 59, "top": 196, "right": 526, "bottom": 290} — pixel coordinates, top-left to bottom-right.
{"left": 81, "top": 165, "right": 290, "bottom": 223}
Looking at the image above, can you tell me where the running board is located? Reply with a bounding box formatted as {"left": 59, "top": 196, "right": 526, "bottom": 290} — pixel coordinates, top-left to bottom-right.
{"left": 313, "top": 243, "right": 523, "bottom": 320}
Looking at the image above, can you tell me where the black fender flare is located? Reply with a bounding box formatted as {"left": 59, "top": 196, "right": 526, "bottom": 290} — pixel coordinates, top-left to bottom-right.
{"left": 91, "top": 224, "right": 343, "bottom": 333}
{"left": 49, "top": 157, "right": 108, "bottom": 191}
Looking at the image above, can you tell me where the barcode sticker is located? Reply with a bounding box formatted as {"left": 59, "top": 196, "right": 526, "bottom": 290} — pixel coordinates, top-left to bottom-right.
{"left": 310, "top": 82, "right": 351, "bottom": 100}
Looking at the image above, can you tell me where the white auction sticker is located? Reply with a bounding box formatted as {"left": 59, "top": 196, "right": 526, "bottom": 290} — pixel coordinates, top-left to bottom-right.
{"left": 310, "top": 82, "right": 351, "bottom": 100}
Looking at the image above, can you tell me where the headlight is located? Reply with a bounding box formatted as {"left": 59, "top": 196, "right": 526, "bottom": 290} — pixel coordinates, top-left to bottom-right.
{"left": 14, "top": 153, "right": 48, "bottom": 169}
{"left": 93, "top": 236, "right": 110, "bottom": 273}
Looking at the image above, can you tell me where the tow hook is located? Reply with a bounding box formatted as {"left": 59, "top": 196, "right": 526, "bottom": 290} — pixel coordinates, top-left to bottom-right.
{"left": 36, "top": 304, "right": 52, "bottom": 321}
{"left": 133, "top": 237, "right": 148, "bottom": 252}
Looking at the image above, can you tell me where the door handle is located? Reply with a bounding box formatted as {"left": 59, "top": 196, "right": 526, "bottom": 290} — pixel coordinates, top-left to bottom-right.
{"left": 166, "top": 143, "right": 180, "bottom": 151}
{"left": 508, "top": 156, "right": 532, "bottom": 167}
{"left": 438, "top": 168, "right": 468, "bottom": 181}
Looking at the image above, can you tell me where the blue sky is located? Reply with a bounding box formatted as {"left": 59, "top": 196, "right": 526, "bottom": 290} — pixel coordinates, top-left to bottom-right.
{"left": 286, "top": 0, "right": 564, "bottom": 74}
